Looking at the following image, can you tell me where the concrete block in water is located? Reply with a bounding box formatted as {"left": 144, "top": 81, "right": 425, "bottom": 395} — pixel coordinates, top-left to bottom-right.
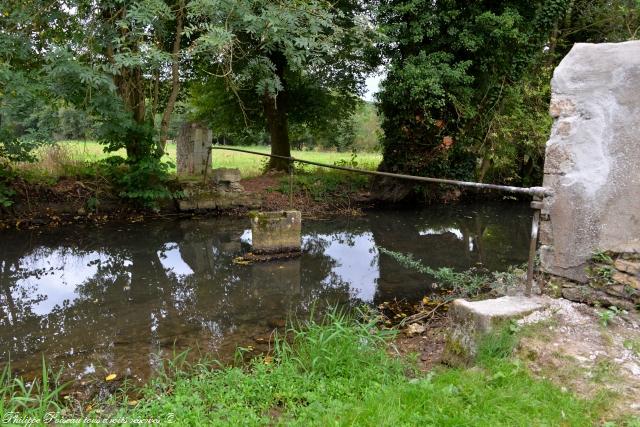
{"left": 250, "top": 211, "right": 301, "bottom": 254}
{"left": 444, "top": 296, "right": 548, "bottom": 364}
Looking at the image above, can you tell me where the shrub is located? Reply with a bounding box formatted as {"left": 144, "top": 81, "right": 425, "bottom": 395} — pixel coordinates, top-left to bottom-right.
{"left": 99, "top": 156, "right": 179, "bottom": 208}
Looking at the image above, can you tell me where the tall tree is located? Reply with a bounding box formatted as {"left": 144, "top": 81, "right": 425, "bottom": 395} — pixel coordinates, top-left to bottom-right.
{"left": 374, "top": 0, "right": 569, "bottom": 197}
{"left": 188, "top": 68, "right": 362, "bottom": 151}
{"left": 188, "top": 0, "right": 376, "bottom": 170}
{"left": 74, "top": 0, "right": 191, "bottom": 161}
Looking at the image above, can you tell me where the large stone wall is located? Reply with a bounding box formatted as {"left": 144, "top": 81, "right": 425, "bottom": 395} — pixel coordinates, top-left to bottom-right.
{"left": 540, "top": 41, "right": 640, "bottom": 283}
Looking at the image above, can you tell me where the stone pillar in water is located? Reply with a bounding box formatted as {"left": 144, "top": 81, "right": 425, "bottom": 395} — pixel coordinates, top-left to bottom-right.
{"left": 177, "top": 122, "right": 213, "bottom": 177}
{"left": 250, "top": 211, "right": 302, "bottom": 254}
{"left": 540, "top": 41, "right": 640, "bottom": 283}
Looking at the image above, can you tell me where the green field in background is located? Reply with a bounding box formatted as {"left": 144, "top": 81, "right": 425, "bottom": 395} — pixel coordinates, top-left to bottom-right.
{"left": 57, "top": 140, "right": 382, "bottom": 178}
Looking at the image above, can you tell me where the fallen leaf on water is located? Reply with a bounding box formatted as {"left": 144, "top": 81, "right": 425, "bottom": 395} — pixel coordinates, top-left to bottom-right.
{"left": 105, "top": 373, "right": 117, "bottom": 381}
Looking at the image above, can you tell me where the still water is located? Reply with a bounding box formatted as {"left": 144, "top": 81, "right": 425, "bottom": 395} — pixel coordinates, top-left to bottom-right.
{"left": 0, "top": 202, "right": 531, "bottom": 384}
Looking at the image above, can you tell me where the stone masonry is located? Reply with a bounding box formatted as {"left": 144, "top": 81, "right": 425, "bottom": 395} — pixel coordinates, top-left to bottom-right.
{"left": 539, "top": 41, "right": 640, "bottom": 286}
{"left": 177, "top": 168, "right": 257, "bottom": 212}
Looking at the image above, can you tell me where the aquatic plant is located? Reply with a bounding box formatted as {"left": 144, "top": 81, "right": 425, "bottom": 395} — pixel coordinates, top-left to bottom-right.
{"left": 377, "top": 247, "right": 492, "bottom": 298}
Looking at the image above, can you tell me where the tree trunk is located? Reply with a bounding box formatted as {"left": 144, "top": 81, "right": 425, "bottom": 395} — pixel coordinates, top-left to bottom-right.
{"left": 115, "top": 66, "right": 147, "bottom": 161}
{"left": 477, "top": 155, "right": 492, "bottom": 183}
{"left": 152, "top": 69, "right": 160, "bottom": 127}
{"left": 263, "top": 51, "right": 291, "bottom": 171}
{"left": 104, "top": 8, "right": 149, "bottom": 162}
{"left": 159, "top": 0, "right": 185, "bottom": 153}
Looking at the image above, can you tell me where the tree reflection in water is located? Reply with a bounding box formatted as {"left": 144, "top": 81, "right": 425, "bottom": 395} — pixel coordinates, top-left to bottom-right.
{"left": 0, "top": 202, "right": 530, "bottom": 384}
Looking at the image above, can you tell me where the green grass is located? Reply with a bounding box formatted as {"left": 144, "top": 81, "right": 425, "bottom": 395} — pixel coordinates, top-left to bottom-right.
{"left": 624, "top": 338, "right": 640, "bottom": 357}
{"left": 0, "top": 311, "right": 613, "bottom": 426}
{"left": 0, "top": 358, "right": 66, "bottom": 422}
{"left": 278, "top": 166, "right": 371, "bottom": 202}
{"left": 49, "top": 140, "right": 382, "bottom": 179}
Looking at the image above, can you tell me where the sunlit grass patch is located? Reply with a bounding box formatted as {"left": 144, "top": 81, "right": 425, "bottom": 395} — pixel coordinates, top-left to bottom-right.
{"left": 49, "top": 141, "right": 382, "bottom": 179}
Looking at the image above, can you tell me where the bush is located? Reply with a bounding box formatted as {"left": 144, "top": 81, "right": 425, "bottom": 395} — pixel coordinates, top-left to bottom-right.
{"left": 99, "top": 156, "right": 179, "bottom": 208}
{"left": 0, "top": 163, "right": 16, "bottom": 207}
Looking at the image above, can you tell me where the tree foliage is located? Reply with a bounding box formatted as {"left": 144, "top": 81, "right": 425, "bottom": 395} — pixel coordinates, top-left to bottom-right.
{"left": 0, "top": 0, "right": 73, "bottom": 161}
{"left": 187, "top": 0, "right": 376, "bottom": 169}
{"left": 2, "top": 0, "right": 638, "bottom": 196}
{"left": 375, "top": 0, "right": 568, "bottom": 186}
{"left": 375, "top": 0, "right": 639, "bottom": 192}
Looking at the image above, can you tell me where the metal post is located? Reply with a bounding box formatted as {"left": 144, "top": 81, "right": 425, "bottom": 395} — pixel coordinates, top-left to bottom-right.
{"left": 289, "top": 164, "right": 294, "bottom": 209}
{"left": 526, "top": 198, "right": 542, "bottom": 296}
{"left": 203, "top": 147, "right": 212, "bottom": 184}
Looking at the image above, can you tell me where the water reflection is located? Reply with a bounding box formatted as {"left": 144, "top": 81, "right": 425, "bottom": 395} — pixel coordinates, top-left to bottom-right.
{"left": 0, "top": 202, "right": 531, "bottom": 383}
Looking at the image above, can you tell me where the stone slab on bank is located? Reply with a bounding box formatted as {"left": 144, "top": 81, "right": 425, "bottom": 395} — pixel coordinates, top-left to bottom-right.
{"left": 444, "top": 296, "right": 549, "bottom": 364}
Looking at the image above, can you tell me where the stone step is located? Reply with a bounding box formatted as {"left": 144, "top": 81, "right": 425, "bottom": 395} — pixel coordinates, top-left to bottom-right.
{"left": 444, "top": 296, "right": 549, "bottom": 364}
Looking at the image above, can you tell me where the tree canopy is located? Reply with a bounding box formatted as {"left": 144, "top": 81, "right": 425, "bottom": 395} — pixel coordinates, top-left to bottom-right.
{"left": 1, "top": 0, "right": 638, "bottom": 188}
{"left": 374, "top": 0, "right": 639, "bottom": 196}
{"left": 375, "top": 1, "right": 566, "bottom": 182}
{"left": 187, "top": 0, "right": 376, "bottom": 169}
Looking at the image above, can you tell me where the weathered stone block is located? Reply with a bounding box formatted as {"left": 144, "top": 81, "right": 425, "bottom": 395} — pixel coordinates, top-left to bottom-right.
{"left": 614, "top": 259, "right": 640, "bottom": 276}
{"left": 213, "top": 168, "right": 244, "bottom": 192}
{"left": 444, "top": 296, "right": 548, "bottom": 364}
{"left": 178, "top": 185, "right": 260, "bottom": 212}
{"left": 613, "top": 272, "right": 640, "bottom": 290}
{"left": 561, "top": 280, "right": 637, "bottom": 311}
{"left": 213, "top": 168, "right": 241, "bottom": 183}
{"left": 540, "top": 41, "right": 640, "bottom": 282}
{"left": 177, "top": 122, "right": 213, "bottom": 177}
{"left": 250, "top": 211, "right": 301, "bottom": 254}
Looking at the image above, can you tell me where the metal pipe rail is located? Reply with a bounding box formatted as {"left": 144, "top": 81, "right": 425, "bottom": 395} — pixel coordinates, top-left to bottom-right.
{"left": 209, "top": 145, "right": 548, "bottom": 296}
{"left": 210, "top": 146, "right": 550, "bottom": 198}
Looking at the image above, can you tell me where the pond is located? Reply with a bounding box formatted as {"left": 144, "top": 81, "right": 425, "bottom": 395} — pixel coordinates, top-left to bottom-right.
{"left": 0, "top": 202, "right": 531, "bottom": 386}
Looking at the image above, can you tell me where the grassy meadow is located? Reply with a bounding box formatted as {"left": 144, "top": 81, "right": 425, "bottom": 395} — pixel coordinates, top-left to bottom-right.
{"left": 27, "top": 140, "right": 382, "bottom": 180}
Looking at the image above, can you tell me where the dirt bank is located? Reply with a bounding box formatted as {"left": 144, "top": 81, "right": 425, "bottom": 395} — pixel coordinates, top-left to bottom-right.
{"left": 393, "top": 293, "right": 640, "bottom": 419}
{"left": 0, "top": 172, "right": 378, "bottom": 229}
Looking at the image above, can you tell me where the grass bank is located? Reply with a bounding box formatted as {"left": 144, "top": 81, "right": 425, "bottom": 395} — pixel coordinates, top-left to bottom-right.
{"left": 0, "top": 311, "right": 614, "bottom": 426}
